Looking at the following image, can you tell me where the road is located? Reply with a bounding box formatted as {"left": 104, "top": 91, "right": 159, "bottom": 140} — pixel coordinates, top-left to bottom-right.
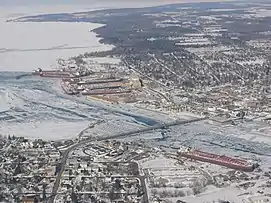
{"left": 48, "top": 117, "right": 206, "bottom": 203}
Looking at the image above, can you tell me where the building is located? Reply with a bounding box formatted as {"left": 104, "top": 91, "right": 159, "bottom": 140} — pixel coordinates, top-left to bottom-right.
{"left": 248, "top": 196, "right": 270, "bottom": 203}
{"left": 22, "top": 196, "right": 39, "bottom": 203}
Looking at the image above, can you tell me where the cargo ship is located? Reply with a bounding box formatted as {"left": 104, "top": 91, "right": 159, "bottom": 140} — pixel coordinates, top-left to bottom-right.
{"left": 62, "top": 78, "right": 80, "bottom": 84}
{"left": 32, "top": 68, "right": 72, "bottom": 78}
{"left": 81, "top": 88, "right": 131, "bottom": 95}
{"left": 84, "top": 82, "right": 128, "bottom": 90}
{"left": 78, "top": 78, "right": 123, "bottom": 85}
{"left": 178, "top": 147, "right": 258, "bottom": 172}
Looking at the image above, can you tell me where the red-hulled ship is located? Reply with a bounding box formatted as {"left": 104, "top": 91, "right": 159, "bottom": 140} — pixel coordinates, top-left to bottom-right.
{"left": 62, "top": 78, "right": 80, "bottom": 84}
{"left": 81, "top": 88, "right": 131, "bottom": 95}
{"left": 178, "top": 147, "right": 258, "bottom": 172}
{"left": 78, "top": 78, "right": 123, "bottom": 85}
{"left": 32, "top": 68, "right": 72, "bottom": 78}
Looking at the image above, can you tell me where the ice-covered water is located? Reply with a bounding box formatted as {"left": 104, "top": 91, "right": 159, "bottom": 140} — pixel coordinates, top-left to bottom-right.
{"left": 0, "top": 72, "right": 164, "bottom": 140}
{"left": 0, "top": 72, "right": 96, "bottom": 139}
{"left": 0, "top": 21, "right": 114, "bottom": 72}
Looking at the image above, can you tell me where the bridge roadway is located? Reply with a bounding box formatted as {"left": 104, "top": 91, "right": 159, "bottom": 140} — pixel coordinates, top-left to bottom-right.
{"left": 48, "top": 117, "right": 206, "bottom": 203}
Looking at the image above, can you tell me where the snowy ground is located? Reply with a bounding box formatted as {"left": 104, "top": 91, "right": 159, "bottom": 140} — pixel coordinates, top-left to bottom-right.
{"left": 136, "top": 143, "right": 271, "bottom": 203}
{"left": 181, "top": 183, "right": 271, "bottom": 203}
{"left": 0, "top": 121, "right": 91, "bottom": 141}
{"left": 84, "top": 57, "right": 121, "bottom": 65}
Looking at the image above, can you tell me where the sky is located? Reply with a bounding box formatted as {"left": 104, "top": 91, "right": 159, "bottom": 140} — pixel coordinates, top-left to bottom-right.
{"left": 0, "top": 0, "right": 178, "bottom": 6}
{"left": 0, "top": 0, "right": 189, "bottom": 16}
{"left": 0, "top": 0, "right": 237, "bottom": 7}
{"left": 0, "top": 0, "right": 242, "bottom": 21}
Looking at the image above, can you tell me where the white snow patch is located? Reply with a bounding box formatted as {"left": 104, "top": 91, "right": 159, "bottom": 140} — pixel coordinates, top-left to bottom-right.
{"left": 141, "top": 156, "right": 177, "bottom": 168}
{"left": 84, "top": 57, "right": 121, "bottom": 64}
{"left": 237, "top": 59, "right": 265, "bottom": 65}
{"left": 0, "top": 121, "right": 90, "bottom": 141}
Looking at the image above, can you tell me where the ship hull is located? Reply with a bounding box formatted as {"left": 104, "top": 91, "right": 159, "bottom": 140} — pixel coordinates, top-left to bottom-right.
{"left": 62, "top": 78, "right": 80, "bottom": 84}
{"left": 178, "top": 150, "right": 255, "bottom": 172}
{"left": 82, "top": 89, "right": 131, "bottom": 95}
{"left": 32, "top": 70, "right": 72, "bottom": 78}
{"left": 40, "top": 74, "right": 71, "bottom": 78}
{"left": 78, "top": 78, "right": 123, "bottom": 85}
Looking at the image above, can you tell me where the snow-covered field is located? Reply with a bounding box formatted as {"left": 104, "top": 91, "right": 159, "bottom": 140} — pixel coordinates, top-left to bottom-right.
{"left": 1, "top": 121, "right": 91, "bottom": 141}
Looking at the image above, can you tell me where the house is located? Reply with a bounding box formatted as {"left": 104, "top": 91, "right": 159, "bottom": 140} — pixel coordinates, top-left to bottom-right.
{"left": 22, "top": 195, "right": 40, "bottom": 203}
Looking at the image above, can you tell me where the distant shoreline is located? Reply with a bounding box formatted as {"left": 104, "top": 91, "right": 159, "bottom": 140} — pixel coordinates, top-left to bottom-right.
{"left": 0, "top": 20, "right": 113, "bottom": 72}
{"left": 0, "top": 0, "right": 238, "bottom": 19}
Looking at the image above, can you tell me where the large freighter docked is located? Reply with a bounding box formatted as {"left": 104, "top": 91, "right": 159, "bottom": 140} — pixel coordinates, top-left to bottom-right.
{"left": 81, "top": 88, "right": 131, "bottom": 96}
{"left": 32, "top": 68, "right": 72, "bottom": 78}
{"left": 178, "top": 147, "right": 258, "bottom": 172}
{"left": 78, "top": 78, "right": 123, "bottom": 85}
